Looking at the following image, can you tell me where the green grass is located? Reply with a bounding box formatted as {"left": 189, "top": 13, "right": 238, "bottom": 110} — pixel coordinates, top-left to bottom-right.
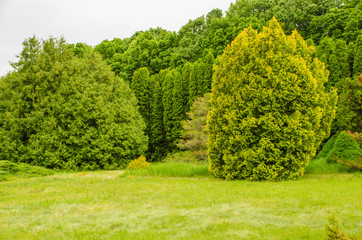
{"left": 305, "top": 157, "right": 355, "bottom": 174}
{"left": 122, "top": 162, "right": 210, "bottom": 178}
{"left": 0, "top": 169, "right": 361, "bottom": 239}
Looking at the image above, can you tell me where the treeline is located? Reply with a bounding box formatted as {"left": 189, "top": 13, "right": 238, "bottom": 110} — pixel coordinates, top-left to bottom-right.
{"left": 0, "top": 0, "right": 361, "bottom": 171}
{"left": 93, "top": 0, "right": 361, "bottom": 161}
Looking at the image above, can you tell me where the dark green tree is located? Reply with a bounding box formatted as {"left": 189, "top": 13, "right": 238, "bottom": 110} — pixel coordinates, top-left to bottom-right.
{"left": 188, "top": 62, "right": 199, "bottom": 107}
{"left": 182, "top": 62, "right": 192, "bottom": 112}
{"left": 354, "top": 35, "right": 362, "bottom": 78}
{"left": 202, "top": 51, "right": 214, "bottom": 95}
{"left": 149, "top": 76, "right": 166, "bottom": 161}
{"left": 336, "top": 75, "right": 362, "bottom": 132}
{"left": 316, "top": 37, "right": 350, "bottom": 89}
{"left": 171, "top": 70, "right": 185, "bottom": 146}
{"left": 0, "top": 37, "right": 147, "bottom": 170}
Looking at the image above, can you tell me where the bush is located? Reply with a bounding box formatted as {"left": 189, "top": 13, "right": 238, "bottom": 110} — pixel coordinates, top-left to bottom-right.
{"left": 127, "top": 156, "right": 150, "bottom": 170}
{"left": 208, "top": 18, "right": 337, "bottom": 180}
{"left": 327, "top": 132, "right": 362, "bottom": 164}
{"left": 316, "top": 135, "right": 338, "bottom": 159}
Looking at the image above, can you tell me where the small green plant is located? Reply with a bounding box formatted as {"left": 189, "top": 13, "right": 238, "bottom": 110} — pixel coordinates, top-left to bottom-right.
{"left": 325, "top": 215, "right": 355, "bottom": 240}
{"left": 127, "top": 156, "right": 150, "bottom": 170}
{"left": 326, "top": 132, "right": 362, "bottom": 165}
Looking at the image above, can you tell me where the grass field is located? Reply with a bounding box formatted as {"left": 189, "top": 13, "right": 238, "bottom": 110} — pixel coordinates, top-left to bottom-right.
{"left": 0, "top": 165, "right": 361, "bottom": 240}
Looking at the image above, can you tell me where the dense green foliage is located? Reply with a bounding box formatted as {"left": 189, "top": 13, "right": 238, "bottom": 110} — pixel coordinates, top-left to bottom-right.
{"left": 208, "top": 18, "right": 337, "bottom": 180}
{"left": 0, "top": 37, "right": 147, "bottom": 170}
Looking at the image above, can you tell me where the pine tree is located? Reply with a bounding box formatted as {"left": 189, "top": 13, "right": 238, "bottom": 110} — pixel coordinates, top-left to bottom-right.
{"left": 208, "top": 18, "right": 337, "bottom": 180}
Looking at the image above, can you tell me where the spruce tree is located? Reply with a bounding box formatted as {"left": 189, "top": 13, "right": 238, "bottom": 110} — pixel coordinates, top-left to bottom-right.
{"left": 208, "top": 18, "right": 337, "bottom": 180}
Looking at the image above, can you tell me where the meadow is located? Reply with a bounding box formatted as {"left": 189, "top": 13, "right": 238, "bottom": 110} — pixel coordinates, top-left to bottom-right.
{"left": 0, "top": 161, "right": 361, "bottom": 240}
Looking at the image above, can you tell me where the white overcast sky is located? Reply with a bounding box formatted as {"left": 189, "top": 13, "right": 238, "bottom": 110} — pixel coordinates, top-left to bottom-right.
{"left": 0, "top": 0, "right": 235, "bottom": 76}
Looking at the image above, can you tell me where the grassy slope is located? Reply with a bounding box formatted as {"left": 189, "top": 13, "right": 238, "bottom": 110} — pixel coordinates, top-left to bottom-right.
{"left": 0, "top": 171, "right": 361, "bottom": 240}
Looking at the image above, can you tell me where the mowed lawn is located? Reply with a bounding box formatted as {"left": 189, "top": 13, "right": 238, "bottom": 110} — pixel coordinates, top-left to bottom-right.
{"left": 0, "top": 171, "right": 361, "bottom": 240}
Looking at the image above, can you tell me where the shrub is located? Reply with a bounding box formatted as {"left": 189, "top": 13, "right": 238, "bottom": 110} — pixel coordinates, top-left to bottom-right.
{"left": 316, "top": 134, "right": 338, "bottom": 159}
{"left": 325, "top": 215, "right": 354, "bottom": 240}
{"left": 327, "top": 132, "right": 362, "bottom": 164}
{"left": 208, "top": 18, "right": 337, "bottom": 180}
{"left": 127, "top": 156, "right": 150, "bottom": 170}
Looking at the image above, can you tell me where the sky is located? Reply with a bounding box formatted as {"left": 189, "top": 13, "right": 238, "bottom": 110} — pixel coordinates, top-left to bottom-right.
{"left": 0, "top": 0, "right": 235, "bottom": 77}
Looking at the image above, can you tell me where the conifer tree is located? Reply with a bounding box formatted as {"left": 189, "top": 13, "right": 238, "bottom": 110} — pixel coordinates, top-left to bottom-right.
{"left": 189, "top": 62, "right": 199, "bottom": 107}
{"left": 202, "top": 51, "right": 214, "bottom": 95}
{"left": 197, "top": 62, "right": 205, "bottom": 97}
{"left": 171, "top": 70, "right": 184, "bottom": 147}
{"left": 354, "top": 35, "right": 362, "bottom": 78}
{"left": 208, "top": 18, "right": 337, "bottom": 180}
{"left": 131, "top": 67, "right": 151, "bottom": 138}
{"left": 0, "top": 37, "right": 147, "bottom": 170}
{"left": 163, "top": 69, "right": 176, "bottom": 151}
{"left": 316, "top": 38, "right": 350, "bottom": 89}
{"left": 182, "top": 62, "right": 192, "bottom": 112}
{"left": 150, "top": 76, "right": 166, "bottom": 161}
